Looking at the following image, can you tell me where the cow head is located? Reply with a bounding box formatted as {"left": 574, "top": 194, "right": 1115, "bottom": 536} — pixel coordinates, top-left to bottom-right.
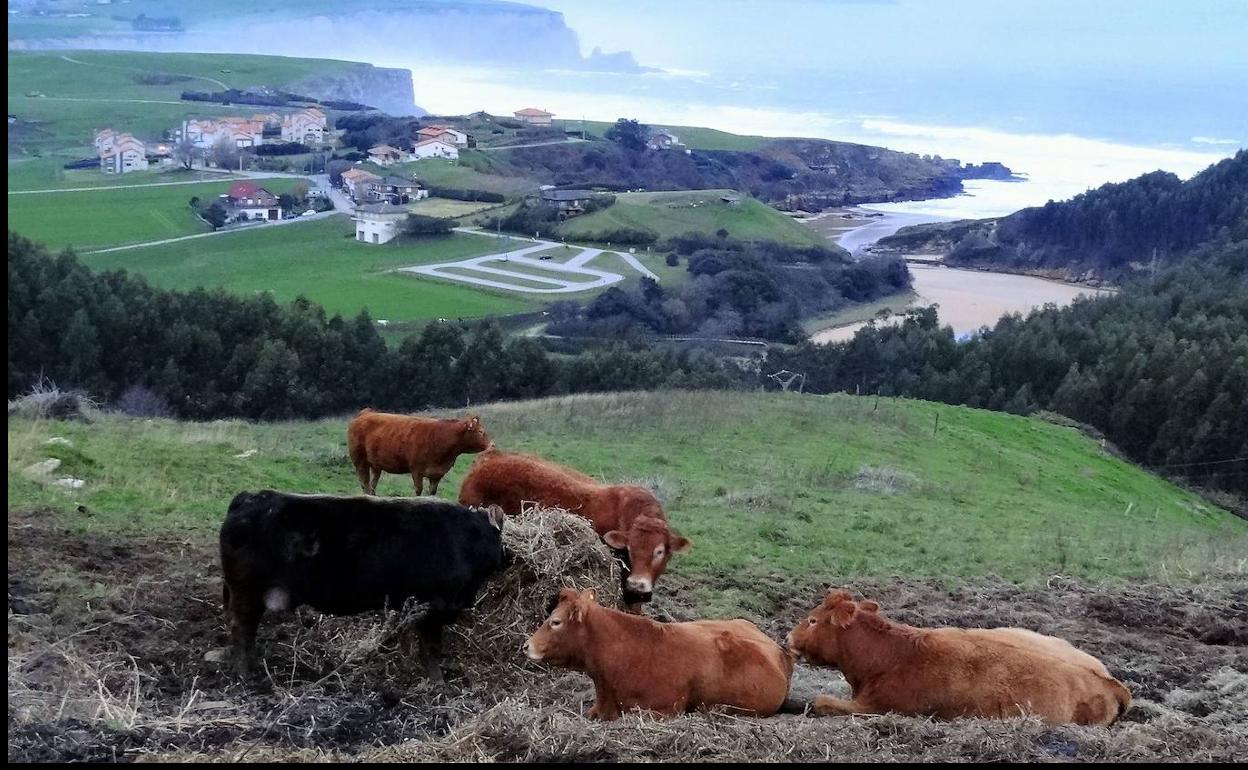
{"left": 459, "top": 414, "right": 492, "bottom": 453}
{"left": 526, "top": 587, "right": 598, "bottom": 667}
{"left": 602, "top": 503, "right": 691, "bottom": 600}
{"left": 786, "top": 589, "right": 879, "bottom": 668}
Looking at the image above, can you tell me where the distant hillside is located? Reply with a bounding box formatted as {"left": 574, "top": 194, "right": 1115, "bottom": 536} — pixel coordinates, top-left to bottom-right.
{"left": 457, "top": 131, "right": 1016, "bottom": 211}
{"left": 874, "top": 150, "right": 1248, "bottom": 280}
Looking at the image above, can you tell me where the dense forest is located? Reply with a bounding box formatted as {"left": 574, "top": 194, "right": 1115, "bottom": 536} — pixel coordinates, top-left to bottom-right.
{"left": 767, "top": 239, "right": 1248, "bottom": 495}
{"left": 7, "top": 234, "right": 742, "bottom": 421}
{"left": 549, "top": 234, "right": 911, "bottom": 343}
{"left": 875, "top": 150, "right": 1248, "bottom": 278}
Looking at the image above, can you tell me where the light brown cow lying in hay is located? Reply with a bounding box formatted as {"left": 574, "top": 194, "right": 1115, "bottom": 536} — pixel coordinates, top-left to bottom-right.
{"left": 347, "top": 409, "right": 492, "bottom": 495}
{"left": 459, "top": 449, "right": 689, "bottom": 611}
{"left": 787, "top": 590, "right": 1132, "bottom": 726}
{"left": 527, "top": 588, "right": 793, "bottom": 720}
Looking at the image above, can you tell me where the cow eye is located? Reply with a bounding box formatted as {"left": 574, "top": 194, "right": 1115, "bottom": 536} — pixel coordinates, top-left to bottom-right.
{"left": 550, "top": 618, "right": 562, "bottom": 628}
{"left": 655, "top": 547, "right": 665, "bottom": 558}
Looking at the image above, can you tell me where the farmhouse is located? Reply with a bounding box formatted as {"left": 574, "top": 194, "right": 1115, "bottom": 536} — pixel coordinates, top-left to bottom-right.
{"left": 367, "top": 144, "right": 407, "bottom": 166}
{"left": 225, "top": 181, "right": 282, "bottom": 221}
{"left": 369, "top": 176, "right": 429, "bottom": 205}
{"left": 416, "top": 124, "right": 469, "bottom": 147}
{"left": 353, "top": 202, "right": 409, "bottom": 245}
{"left": 514, "top": 107, "right": 554, "bottom": 127}
{"left": 411, "top": 138, "right": 459, "bottom": 160}
{"left": 99, "top": 132, "right": 148, "bottom": 174}
{"left": 281, "top": 107, "right": 327, "bottom": 144}
{"left": 540, "top": 188, "right": 595, "bottom": 217}
{"left": 341, "top": 167, "right": 382, "bottom": 202}
{"left": 179, "top": 117, "right": 265, "bottom": 149}
{"left": 647, "top": 129, "right": 685, "bottom": 151}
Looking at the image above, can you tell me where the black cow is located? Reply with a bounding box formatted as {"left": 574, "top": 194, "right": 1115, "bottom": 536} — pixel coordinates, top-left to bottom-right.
{"left": 219, "top": 490, "right": 506, "bottom": 679}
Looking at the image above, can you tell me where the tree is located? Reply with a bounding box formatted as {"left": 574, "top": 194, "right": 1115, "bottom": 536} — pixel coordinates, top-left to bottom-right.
{"left": 210, "top": 137, "right": 243, "bottom": 170}
{"left": 605, "top": 118, "right": 648, "bottom": 152}
{"left": 173, "top": 138, "right": 198, "bottom": 170}
{"left": 403, "top": 214, "right": 454, "bottom": 237}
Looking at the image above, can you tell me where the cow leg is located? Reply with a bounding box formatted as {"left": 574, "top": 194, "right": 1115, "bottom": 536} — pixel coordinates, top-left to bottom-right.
{"left": 810, "top": 694, "right": 873, "bottom": 717}
{"left": 353, "top": 460, "right": 372, "bottom": 495}
{"left": 226, "top": 587, "right": 264, "bottom": 677}
{"left": 427, "top": 474, "right": 444, "bottom": 496}
{"left": 368, "top": 467, "right": 382, "bottom": 496}
{"left": 410, "top": 472, "right": 424, "bottom": 497}
{"left": 417, "top": 608, "right": 457, "bottom": 682}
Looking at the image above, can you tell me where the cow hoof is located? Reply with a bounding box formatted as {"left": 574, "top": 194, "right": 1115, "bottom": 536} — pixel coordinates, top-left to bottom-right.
{"left": 203, "top": 647, "right": 229, "bottom": 664}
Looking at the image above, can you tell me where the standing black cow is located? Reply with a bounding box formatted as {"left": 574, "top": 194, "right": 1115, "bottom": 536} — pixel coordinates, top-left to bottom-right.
{"left": 219, "top": 490, "right": 506, "bottom": 679}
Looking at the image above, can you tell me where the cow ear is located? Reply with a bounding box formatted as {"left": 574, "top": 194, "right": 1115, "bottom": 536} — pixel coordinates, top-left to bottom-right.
{"left": 580, "top": 588, "right": 598, "bottom": 605}
{"left": 466, "top": 414, "right": 480, "bottom": 428}
{"left": 860, "top": 600, "right": 880, "bottom": 613}
{"left": 669, "top": 534, "right": 691, "bottom": 554}
{"left": 486, "top": 504, "right": 506, "bottom": 531}
{"left": 558, "top": 587, "right": 579, "bottom": 606}
{"left": 603, "top": 530, "right": 629, "bottom": 550}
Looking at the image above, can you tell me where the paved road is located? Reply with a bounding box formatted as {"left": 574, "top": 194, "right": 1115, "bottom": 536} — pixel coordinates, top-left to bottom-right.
{"left": 399, "top": 228, "right": 658, "bottom": 294}
{"left": 10, "top": 177, "right": 249, "bottom": 195}
{"left": 475, "top": 138, "right": 588, "bottom": 152}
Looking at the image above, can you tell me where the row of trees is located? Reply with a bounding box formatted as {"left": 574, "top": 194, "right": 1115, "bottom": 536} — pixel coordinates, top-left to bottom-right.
{"left": 767, "top": 240, "right": 1248, "bottom": 494}
{"left": 7, "top": 234, "right": 744, "bottom": 421}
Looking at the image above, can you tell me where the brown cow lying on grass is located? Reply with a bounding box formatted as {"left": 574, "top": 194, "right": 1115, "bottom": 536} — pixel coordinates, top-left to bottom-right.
{"left": 527, "top": 588, "right": 793, "bottom": 720}
{"left": 787, "top": 590, "right": 1132, "bottom": 726}
{"left": 347, "top": 409, "right": 492, "bottom": 496}
{"left": 458, "top": 448, "right": 689, "bottom": 611}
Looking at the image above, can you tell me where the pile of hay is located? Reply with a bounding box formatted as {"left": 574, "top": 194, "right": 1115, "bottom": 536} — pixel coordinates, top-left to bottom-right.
{"left": 447, "top": 506, "right": 622, "bottom": 678}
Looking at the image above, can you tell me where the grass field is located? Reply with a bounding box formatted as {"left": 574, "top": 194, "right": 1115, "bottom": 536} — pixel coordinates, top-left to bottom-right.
{"left": 7, "top": 177, "right": 304, "bottom": 251}
{"left": 557, "top": 190, "right": 830, "bottom": 247}
{"left": 406, "top": 197, "right": 502, "bottom": 219}
{"left": 368, "top": 154, "right": 541, "bottom": 198}
{"left": 78, "top": 215, "right": 536, "bottom": 322}
{"left": 8, "top": 159, "right": 241, "bottom": 192}
{"left": 10, "top": 391, "right": 1241, "bottom": 596}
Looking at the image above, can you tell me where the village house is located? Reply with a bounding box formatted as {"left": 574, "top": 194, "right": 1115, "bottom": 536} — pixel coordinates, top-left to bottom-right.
{"left": 367, "top": 144, "right": 407, "bottom": 166}
{"left": 281, "top": 107, "right": 327, "bottom": 144}
{"left": 341, "top": 167, "right": 382, "bottom": 201}
{"left": 97, "top": 131, "right": 148, "bottom": 174}
{"left": 369, "top": 176, "right": 429, "bottom": 205}
{"left": 540, "top": 187, "right": 594, "bottom": 218}
{"left": 224, "top": 181, "right": 282, "bottom": 221}
{"left": 514, "top": 107, "right": 554, "bottom": 126}
{"left": 411, "top": 138, "right": 459, "bottom": 160}
{"left": 647, "top": 129, "right": 686, "bottom": 151}
{"left": 178, "top": 117, "right": 265, "bottom": 149}
{"left": 352, "top": 202, "right": 409, "bottom": 245}
{"left": 416, "top": 124, "right": 469, "bottom": 147}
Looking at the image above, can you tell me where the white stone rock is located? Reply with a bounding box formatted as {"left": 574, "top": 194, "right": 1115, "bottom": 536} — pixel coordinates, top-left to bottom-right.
{"left": 24, "top": 458, "right": 61, "bottom": 476}
{"left": 45, "top": 437, "right": 73, "bottom": 447}
{"left": 53, "top": 477, "right": 85, "bottom": 489}
{"left": 233, "top": 449, "right": 258, "bottom": 459}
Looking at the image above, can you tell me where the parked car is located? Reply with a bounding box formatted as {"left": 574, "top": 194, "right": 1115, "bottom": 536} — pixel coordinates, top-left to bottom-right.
{"left": 301, "top": 209, "right": 317, "bottom": 217}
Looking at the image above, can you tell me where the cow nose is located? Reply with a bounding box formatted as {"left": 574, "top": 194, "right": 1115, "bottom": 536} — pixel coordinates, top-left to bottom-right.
{"left": 626, "top": 577, "right": 652, "bottom": 594}
{"left": 525, "top": 641, "right": 541, "bottom": 661}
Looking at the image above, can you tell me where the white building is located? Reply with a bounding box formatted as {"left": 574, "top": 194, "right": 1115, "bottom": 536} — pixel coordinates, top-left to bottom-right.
{"left": 341, "top": 167, "right": 382, "bottom": 201}
{"left": 179, "top": 117, "right": 265, "bottom": 149}
{"left": 281, "top": 107, "right": 327, "bottom": 144}
{"left": 367, "top": 144, "right": 407, "bottom": 166}
{"left": 411, "top": 138, "right": 459, "bottom": 160}
{"left": 99, "top": 132, "right": 148, "bottom": 174}
{"left": 514, "top": 107, "right": 554, "bottom": 126}
{"left": 353, "top": 202, "right": 409, "bottom": 245}
{"left": 416, "top": 124, "right": 468, "bottom": 147}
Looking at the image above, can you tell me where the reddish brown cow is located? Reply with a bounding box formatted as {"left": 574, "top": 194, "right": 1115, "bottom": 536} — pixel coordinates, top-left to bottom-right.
{"left": 457, "top": 449, "right": 689, "bottom": 610}
{"left": 347, "top": 409, "right": 491, "bottom": 496}
{"left": 787, "top": 590, "right": 1132, "bottom": 726}
{"left": 527, "top": 588, "right": 793, "bottom": 720}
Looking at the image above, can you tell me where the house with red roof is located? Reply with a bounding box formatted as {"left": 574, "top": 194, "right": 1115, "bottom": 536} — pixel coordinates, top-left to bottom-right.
{"left": 224, "top": 181, "right": 282, "bottom": 221}
{"left": 416, "top": 124, "right": 468, "bottom": 147}
{"left": 514, "top": 107, "right": 554, "bottom": 126}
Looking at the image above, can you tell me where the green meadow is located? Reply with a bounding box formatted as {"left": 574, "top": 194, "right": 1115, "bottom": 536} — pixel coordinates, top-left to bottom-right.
{"left": 10, "top": 391, "right": 1242, "bottom": 614}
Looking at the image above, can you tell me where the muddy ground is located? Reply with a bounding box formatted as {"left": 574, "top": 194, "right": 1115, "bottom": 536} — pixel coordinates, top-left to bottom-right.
{"left": 7, "top": 508, "right": 1247, "bottom": 762}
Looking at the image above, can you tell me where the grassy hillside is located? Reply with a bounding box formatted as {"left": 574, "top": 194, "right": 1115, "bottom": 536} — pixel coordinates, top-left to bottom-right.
{"left": 557, "top": 190, "right": 827, "bottom": 247}
{"left": 10, "top": 391, "right": 1241, "bottom": 614}
{"left": 7, "top": 177, "right": 304, "bottom": 251}
{"left": 558, "top": 120, "right": 771, "bottom": 152}
{"left": 7, "top": 50, "right": 371, "bottom": 158}
{"left": 79, "top": 215, "right": 535, "bottom": 322}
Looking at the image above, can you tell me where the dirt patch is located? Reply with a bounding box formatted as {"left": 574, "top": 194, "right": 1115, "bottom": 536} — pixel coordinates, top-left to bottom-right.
{"left": 7, "top": 510, "right": 1247, "bottom": 762}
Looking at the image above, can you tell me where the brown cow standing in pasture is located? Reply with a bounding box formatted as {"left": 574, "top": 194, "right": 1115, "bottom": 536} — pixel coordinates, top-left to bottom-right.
{"left": 347, "top": 409, "right": 492, "bottom": 496}
{"left": 786, "top": 590, "right": 1132, "bottom": 726}
{"left": 458, "top": 448, "right": 690, "bottom": 611}
{"left": 527, "top": 588, "right": 793, "bottom": 720}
